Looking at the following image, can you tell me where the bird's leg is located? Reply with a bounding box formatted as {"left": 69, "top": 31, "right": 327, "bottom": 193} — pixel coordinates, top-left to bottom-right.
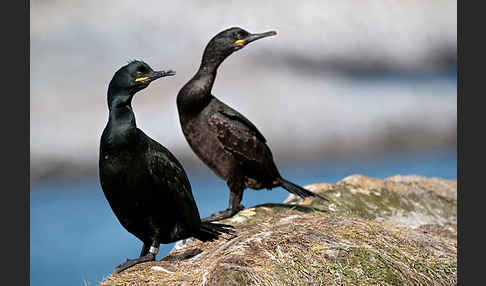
{"left": 202, "top": 176, "right": 245, "bottom": 222}
{"left": 227, "top": 173, "right": 246, "bottom": 213}
{"left": 139, "top": 242, "right": 151, "bottom": 257}
{"left": 114, "top": 241, "right": 159, "bottom": 273}
{"left": 228, "top": 187, "right": 245, "bottom": 213}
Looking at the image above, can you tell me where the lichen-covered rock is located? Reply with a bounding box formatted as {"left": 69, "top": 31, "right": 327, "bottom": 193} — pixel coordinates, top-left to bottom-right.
{"left": 286, "top": 174, "right": 457, "bottom": 229}
{"left": 99, "top": 175, "right": 457, "bottom": 286}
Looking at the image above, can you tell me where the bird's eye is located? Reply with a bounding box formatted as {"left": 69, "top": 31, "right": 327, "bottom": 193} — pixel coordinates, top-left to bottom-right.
{"left": 235, "top": 31, "right": 244, "bottom": 39}
{"left": 135, "top": 71, "right": 143, "bottom": 77}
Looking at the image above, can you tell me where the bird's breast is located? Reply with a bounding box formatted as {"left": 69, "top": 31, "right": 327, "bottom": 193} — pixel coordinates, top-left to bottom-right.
{"left": 181, "top": 113, "right": 235, "bottom": 179}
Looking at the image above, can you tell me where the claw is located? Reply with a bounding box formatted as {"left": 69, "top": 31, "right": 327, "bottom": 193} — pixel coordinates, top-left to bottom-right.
{"left": 201, "top": 207, "right": 243, "bottom": 222}
{"left": 113, "top": 253, "right": 156, "bottom": 273}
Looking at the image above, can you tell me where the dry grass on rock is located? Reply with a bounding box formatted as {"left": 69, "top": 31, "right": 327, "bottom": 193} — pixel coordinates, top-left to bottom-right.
{"left": 100, "top": 175, "right": 457, "bottom": 286}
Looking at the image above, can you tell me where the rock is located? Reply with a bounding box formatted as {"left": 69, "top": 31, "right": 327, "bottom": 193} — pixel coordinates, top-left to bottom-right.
{"left": 99, "top": 174, "right": 457, "bottom": 286}
{"left": 288, "top": 174, "right": 457, "bottom": 229}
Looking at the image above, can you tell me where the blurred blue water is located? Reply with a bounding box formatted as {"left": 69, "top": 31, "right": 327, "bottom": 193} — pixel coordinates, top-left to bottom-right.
{"left": 30, "top": 147, "right": 456, "bottom": 286}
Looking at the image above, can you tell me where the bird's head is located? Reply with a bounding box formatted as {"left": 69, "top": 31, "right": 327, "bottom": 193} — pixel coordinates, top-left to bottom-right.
{"left": 108, "top": 60, "right": 176, "bottom": 96}
{"left": 201, "top": 27, "right": 277, "bottom": 68}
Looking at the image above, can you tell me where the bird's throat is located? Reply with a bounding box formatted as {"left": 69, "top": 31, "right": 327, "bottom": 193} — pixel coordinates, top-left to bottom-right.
{"left": 177, "top": 68, "right": 216, "bottom": 114}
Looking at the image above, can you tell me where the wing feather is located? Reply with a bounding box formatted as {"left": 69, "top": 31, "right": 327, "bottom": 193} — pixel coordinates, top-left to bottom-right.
{"left": 141, "top": 131, "right": 200, "bottom": 228}
{"left": 208, "top": 105, "right": 273, "bottom": 168}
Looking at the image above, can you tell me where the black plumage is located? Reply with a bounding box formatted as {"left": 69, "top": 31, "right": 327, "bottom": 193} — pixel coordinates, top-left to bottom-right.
{"left": 176, "top": 27, "right": 327, "bottom": 222}
{"left": 99, "top": 60, "right": 233, "bottom": 273}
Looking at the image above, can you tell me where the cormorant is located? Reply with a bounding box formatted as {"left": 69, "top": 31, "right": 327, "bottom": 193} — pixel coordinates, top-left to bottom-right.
{"left": 176, "top": 27, "right": 327, "bottom": 222}
{"left": 99, "top": 60, "right": 233, "bottom": 273}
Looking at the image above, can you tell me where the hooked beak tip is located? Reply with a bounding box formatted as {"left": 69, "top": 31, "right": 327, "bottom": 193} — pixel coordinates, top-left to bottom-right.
{"left": 165, "top": 70, "right": 176, "bottom": 77}
{"left": 152, "top": 70, "right": 176, "bottom": 80}
{"left": 245, "top": 30, "right": 278, "bottom": 44}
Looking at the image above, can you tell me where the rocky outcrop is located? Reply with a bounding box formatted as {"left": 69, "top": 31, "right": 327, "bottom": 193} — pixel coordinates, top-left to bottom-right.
{"left": 100, "top": 175, "right": 457, "bottom": 286}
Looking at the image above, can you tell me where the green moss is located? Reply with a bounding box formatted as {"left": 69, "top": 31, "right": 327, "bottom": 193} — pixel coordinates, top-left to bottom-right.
{"left": 305, "top": 185, "right": 456, "bottom": 228}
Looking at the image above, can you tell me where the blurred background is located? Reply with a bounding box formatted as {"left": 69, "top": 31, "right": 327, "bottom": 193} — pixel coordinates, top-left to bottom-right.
{"left": 30, "top": 1, "right": 456, "bottom": 285}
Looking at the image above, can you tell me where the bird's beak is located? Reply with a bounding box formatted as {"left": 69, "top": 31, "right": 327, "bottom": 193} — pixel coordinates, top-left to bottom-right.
{"left": 234, "top": 30, "right": 277, "bottom": 46}
{"left": 135, "top": 70, "right": 176, "bottom": 83}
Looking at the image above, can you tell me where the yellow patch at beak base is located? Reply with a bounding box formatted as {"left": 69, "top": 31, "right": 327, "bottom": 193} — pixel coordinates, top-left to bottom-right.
{"left": 234, "top": 39, "right": 245, "bottom": 45}
{"left": 135, "top": 77, "right": 149, "bottom": 82}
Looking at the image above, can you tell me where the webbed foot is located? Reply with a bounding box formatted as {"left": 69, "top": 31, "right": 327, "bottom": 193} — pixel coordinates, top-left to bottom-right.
{"left": 201, "top": 204, "right": 244, "bottom": 222}
{"left": 114, "top": 253, "right": 155, "bottom": 273}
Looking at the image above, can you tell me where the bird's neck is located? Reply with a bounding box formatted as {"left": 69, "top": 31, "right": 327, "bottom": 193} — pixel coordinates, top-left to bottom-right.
{"left": 201, "top": 53, "right": 225, "bottom": 71}
{"left": 196, "top": 64, "right": 218, "bottom": 87}
{"left": 107, "top": 91, "right": 137, "bottom": 130}
{"left": 177, "top": 64, "right": 218, "bottom": 113}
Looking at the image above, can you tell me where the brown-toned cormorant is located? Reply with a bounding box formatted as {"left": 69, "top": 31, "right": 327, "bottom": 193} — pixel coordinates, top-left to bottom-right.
{"left": 99, "top": 60, "right": 234, "bottom": 273}
{"left": 176, "top": 27, "right": 327, "bottom": 222}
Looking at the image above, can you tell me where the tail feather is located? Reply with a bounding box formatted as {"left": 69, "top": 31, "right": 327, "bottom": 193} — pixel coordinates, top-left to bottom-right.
{"left": 277, "top": 178, "right": 329, "bottom": 201}
{"left": 196, "top": 222, "right": 235, "bottom": 242}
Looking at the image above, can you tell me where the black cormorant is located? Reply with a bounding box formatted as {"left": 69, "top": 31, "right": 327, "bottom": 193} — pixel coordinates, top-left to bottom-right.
{"left": 176, "top": 27, "right": 327, "bottom": 222}
{"left": 99, "top": 60, "right": 233, "bottom": 273}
